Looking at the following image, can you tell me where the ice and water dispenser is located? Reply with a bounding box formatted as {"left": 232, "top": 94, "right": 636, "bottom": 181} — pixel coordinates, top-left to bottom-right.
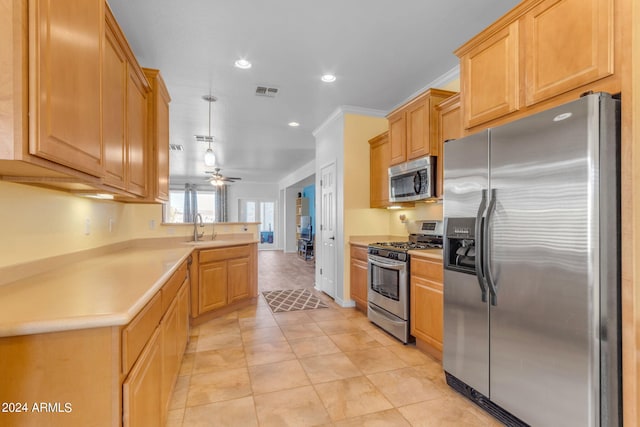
{"left": 444, "top": 218, "right": 479, "bottom": 275}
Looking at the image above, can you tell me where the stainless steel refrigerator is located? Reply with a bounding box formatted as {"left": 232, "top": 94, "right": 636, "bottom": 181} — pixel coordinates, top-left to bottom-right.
{"left": 442, "top": 92, "right": 620, "bottom": 426}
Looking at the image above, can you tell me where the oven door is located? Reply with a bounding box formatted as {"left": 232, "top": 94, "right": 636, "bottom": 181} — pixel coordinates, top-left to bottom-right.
{"left": 367, "top": 254, "right": 408, "bottom": 320}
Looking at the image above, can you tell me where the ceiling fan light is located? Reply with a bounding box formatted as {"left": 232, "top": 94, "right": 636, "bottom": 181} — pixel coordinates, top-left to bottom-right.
{"left": 234, "top": 59, "right": 252, "bottom": 69}
{"left": 204, "top": 148, "right": 216, "bottom": 166}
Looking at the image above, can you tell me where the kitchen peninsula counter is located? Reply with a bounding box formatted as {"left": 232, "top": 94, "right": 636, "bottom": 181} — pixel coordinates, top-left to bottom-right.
{"left": 0, "top": 237, "right": 257, "bottom": 338}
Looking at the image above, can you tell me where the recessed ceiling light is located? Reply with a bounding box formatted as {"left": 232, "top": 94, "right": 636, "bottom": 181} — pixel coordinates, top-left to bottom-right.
{"left": 234, "top": 59, "right": 252, "bottom": 69}
{"left": 321, "top": 74, "right": 336, "bottom": 83}
{"left": 288, "top": 122, "right": 300, "bottom": 127}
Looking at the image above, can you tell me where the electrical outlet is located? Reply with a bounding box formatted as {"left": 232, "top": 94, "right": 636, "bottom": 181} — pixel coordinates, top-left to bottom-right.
{"left": 84, "top": 218, "right": 91, "bottom": 235}
{"left": 149, "top": 219, "right": 156, "bottom": 230}
{"left": 108, "top": 218, "right": 114, "bottom": 233}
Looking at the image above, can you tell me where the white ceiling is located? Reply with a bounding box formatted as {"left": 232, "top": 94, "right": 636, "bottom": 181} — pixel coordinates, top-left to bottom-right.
{"left": 107, "top": 0, "right": 520, "bottom": 185}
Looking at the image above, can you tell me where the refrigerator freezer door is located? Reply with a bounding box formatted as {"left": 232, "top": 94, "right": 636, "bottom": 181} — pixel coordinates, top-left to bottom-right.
{"left": 443, "top": 131, "right": 490, "bottom": 396}
{"left": 488, "top": 95, "right": 604, "bottom": 426}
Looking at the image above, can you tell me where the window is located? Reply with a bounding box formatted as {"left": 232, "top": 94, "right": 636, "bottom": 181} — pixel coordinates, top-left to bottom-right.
{"left": 239, "top": 199, "right": 276, "bottom": 248}
{"left": 164, "top": 190, "right": 216, "bottom": 223}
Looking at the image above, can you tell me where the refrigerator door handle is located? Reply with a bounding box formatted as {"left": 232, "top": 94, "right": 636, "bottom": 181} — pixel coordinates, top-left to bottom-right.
{"left": 475, "top": 189, "right": 488, "bottom": 302}
{"left": 484, "top": 188, "right": 498, "bottom": 306}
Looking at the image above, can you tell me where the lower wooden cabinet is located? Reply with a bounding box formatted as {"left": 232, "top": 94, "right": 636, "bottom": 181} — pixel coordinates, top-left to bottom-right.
{"left": 123, "top": 263, "right": 190, "bottom": 427}
{"left": 350, "top": 245, "right": 369, "bottom": 311}
{"left": 228, "top": 257, "right": 251, "bottom": 303}
{"left": 199, "top": 260, "right": 227, "bottom": 312}
{"left": 123, "top": 328, "right": 163, "bottom": 427}
{"left": 410, "top": 256, "right": 444, "bottom": 359}
{"left": 194, "top": 244, "right": 258, "bottom": 318}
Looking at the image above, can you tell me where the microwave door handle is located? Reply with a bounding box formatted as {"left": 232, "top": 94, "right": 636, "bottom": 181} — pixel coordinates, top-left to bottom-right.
{"left": 475, "top": 189, "right": 488, "bottom": 302}
{"left": 368, "top": 258, "right": 404, "bottom": 271}
{"left": 413, "top": 172, "right": 422, "bottom": 194}
{"left": 483, "top": 189, "right": 498, "bottom": 306}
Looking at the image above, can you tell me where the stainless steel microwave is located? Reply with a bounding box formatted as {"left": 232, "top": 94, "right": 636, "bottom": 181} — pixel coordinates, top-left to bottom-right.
{"left": 388, "top": 156, "right": 436, "bottom": 202}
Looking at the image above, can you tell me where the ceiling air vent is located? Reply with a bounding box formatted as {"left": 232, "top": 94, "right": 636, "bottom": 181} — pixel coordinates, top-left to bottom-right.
{"left": 255, "top": 86, "right": 279, "bottom": 97}
{"left": 194, "top": 135, "right": 215, "bottom": 143}
{"left": 169, "top": 144, "right": 184, "bottom": 151}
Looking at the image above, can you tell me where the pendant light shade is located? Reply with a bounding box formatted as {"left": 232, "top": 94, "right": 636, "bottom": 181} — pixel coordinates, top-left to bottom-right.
{"left": 204, "top": 147, "right": 216, "bottom": 166}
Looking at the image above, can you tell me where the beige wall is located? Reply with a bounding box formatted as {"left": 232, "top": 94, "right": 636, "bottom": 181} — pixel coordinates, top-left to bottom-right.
{"left": 0, "top": 181, "right": 257, "bottom": 269}
{"left": 440, "top": 78, "right": 460, "bottom": 92}
{"left": 387, "top": 202, "right": 444, "bottom": 236}
{"left": 342, "top": 113, "right": 389, "bottom": 301}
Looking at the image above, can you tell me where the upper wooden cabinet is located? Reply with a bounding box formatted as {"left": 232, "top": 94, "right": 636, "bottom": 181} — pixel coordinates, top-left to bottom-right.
{"left": 522, "top": 0, "right": 614, "bottom": 106}
{"left": 386, "top": 89, "right": 456, "bottom": 166}
{"left": 0, "top": 0, "right": 169, "bottom": 201}
{"left": 103, "top": 15, "right": 128, "bottom": 190}
{"left": 369, "top": 132, "right": 390, "bottom": 208}
{"left": 143, "top": 69, "right": 171, "bottom": 202}
{"left": 126, "top": 66, "right": 149, "bottom": 197}
{"left": 456, "top": 0, "right": 621, "bottom": 131}
{"left": 459, "top": 22, "right": 519, "bottom": 129}
{"left": 103, "top": 7, "right": 150, "bottom": 198}
{"left": 30, "top": 0, "right": 104, "bottom": 177}
{"left": 435, "top": 94, "right": 462, "bottom": 199}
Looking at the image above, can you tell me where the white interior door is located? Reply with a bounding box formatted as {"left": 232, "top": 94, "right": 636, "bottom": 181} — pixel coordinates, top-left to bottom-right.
{"left": 319, "top": 163, "right": 336, "bottom": 298}
{"left": 239, "top": 199, "right": 277, "bottom": 249}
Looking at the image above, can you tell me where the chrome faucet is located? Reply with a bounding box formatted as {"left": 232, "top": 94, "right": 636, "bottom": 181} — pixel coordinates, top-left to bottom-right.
{"left": 193, "top": 213, "right": 204, "bottom": 241}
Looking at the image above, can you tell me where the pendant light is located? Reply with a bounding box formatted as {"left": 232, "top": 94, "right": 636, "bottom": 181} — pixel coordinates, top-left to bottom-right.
{"left": 202, "top": 94, "right": 217, "bottom": 166}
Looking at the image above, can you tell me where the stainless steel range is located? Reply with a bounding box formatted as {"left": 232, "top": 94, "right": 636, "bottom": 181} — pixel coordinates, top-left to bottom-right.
{"left": 367, "top": 220, "right": 443, "bottom": 344}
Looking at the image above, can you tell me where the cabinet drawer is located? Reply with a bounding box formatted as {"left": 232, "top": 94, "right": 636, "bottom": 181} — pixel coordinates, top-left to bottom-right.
{"left": 411, "top": 257, "right": 443, "bottom": 283}
{"left": 350, "top": 245, "right": 368, "bottom": 262}
{"left": 199, "top": 245, "right": 250, "bottom": 263}
{"left": 122, "top": 292, "right": 162, "bottom": 374}
{"left": 161, "top": 261, "right": 188, "bottom": 313}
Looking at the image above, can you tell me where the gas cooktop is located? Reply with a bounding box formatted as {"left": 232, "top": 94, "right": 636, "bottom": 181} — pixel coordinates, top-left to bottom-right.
{"left": 369, "top": 240, "right": 442, "bottom": 252}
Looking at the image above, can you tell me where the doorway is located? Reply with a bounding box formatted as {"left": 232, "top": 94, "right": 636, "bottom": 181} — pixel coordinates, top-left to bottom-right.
{"left": 319, "top": 162, "right": 337, "bottom": 298}
{"left": 239, "top": 199, "right": 277, "bottom": 249}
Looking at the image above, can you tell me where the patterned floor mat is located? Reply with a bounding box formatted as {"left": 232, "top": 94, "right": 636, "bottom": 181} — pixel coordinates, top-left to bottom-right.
{"left": 262, "top": 289, "right": 329, "bottom": 313}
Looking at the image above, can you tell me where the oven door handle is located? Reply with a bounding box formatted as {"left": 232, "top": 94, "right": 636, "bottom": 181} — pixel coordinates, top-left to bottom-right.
{"left": 368, "top": 257, "right": 405, "bottom": 271}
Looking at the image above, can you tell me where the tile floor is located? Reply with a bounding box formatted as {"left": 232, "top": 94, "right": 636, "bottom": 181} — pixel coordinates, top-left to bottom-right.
{"left": 166, "top": 251, "right": 502, "bottom": 426}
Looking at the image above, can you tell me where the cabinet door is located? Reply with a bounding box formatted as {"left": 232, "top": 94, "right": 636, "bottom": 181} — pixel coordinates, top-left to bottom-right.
{"left": 123, "top": 328, "right": 162, "bottom": 427}
{"left": 31, "top": 0, "right": 103, "bottom": 176}
{"left": 160, "top": 298, "right": 179, "bottom": 420}
{"left": 388, "top": 111, "right": 406, "bottom": 166}
{"left": 461, "top": 21, "right": 519, "bottom": 128}
{"left": 350, "top": 258, "right": 369, "bottom": 311}
{"left": 369, "top": 132, "right": 390, "bottom": 208}
{"left": 155, "top": 85, "right": 170, "bottom": 201}
{"left": 406, "top": 96, "right": 429, "bottom": 160}
{"left": 523, "top": 0, "right": 614, "bottom": 106}
{"left": 143, "top": 68, "right": 171, "bottom": 202}
{"left": 411, "top": 276, "right": 443, "bottom": 352}
{"left": 436, "top": 95, "right": 462, "bottom": 198}
{"left": 199, "top": 261, "right": 227, "bottom": 313}
{"left": 126, "top": 67, "right": 148, "bottom": 197}
{"left": 228, "top": 258, "right": 250, "bottom": 304}
{"left": 177, "top": 280, "right": 190, "bottom": 356}
{"left": 102, "top": 19, "right": 127, "bottom": 189}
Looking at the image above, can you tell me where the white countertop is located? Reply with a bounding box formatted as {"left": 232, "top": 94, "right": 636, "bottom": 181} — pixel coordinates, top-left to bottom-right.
{"left": 0, "top": 238, "right": 258, "bottom": 338}
{"left": 0, "top": 246, "right": 191, "bottom": 337}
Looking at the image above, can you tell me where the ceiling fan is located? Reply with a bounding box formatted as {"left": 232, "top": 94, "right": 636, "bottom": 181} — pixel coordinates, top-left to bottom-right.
{"left": 205, "top": 168, "right": 242, "bottom": 186}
